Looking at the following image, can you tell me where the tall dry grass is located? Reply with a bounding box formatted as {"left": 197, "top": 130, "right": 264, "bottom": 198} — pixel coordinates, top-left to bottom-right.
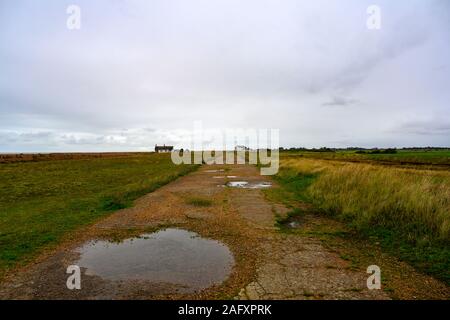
{"left": 280, "top": 158, "right": 450, "bottom": 244}
{"left": 309, "top": 165, "right": 450, "bottom": 243}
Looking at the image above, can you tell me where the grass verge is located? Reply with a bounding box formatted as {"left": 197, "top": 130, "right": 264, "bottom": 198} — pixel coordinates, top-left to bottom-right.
{"left": 0, "top": 153, "right": 198, "bottom": 276}
{"left": 271, "top": 157, "right": 450, "bottom": 284}
{"left": 185, "top": 196, "right": 213, "bottom": 207}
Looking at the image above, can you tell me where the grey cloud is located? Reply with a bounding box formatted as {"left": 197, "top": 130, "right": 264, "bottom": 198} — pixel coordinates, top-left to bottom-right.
{"left": 0, "top": 131, "right": 54, "bottom": 143}
{"left": 322, "top": 96, "right": 358, "bottom": 107}
{"left": 391, "top": 120, "right": 450, "bottom": 136}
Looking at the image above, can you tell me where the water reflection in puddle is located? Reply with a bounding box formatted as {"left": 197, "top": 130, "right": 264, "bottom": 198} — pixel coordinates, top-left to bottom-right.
{"left": 279, "top": 216, "right": 302, "bottom": 229}
{"left": 226, "top": 181, "right": 272, "bottom": 189}
{"left": 75, "top": 228, "right": 234, "bottom": 292}
{"left": 227, "top": 181, "right": 248, "bottom": 188}
{"left": 213, "top": 176, "right": 238, "bottom": 179}
{"left": 205, "top": 169, "right": 225, "bottom": 173}
{"left": 287, "top": 221, "right": 300, "bottom": 228}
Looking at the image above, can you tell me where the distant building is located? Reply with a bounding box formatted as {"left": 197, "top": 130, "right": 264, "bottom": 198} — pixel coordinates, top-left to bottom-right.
{"left": 235, "top": 145, "right": 250, "bottom": 151}
{"left": 155, "top": 144, "right": 174, "bottom": 153}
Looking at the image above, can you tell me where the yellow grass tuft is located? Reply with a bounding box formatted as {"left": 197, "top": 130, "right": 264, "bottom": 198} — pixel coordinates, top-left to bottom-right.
{"left": 281, "top": 157, "right": 450, "bottom": 243}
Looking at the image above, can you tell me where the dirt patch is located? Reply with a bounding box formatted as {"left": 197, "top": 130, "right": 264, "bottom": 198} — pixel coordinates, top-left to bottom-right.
{"left": 0, "top": 152, "right": 150, "bottom": 164}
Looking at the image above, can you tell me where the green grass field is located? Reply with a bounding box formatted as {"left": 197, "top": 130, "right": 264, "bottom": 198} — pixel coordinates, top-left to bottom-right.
{"left": 0, "top": 154, "right": 198, "bottom": 276}
{"left": 282, "top": 150, "right": 450, "bottom": 166}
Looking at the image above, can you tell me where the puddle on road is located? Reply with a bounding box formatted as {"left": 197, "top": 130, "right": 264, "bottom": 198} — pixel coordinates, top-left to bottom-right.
{"left": 213, "top": 175, "right": 238, "bottom": 179}
{"left": 287, "top": 221, "right": 300, "bottom": 228}
{"left": 75, "top": 228, "right": 234, "bottom": 292}
{"left": 226, "top": 181, "right": 272, "bottom": 189}
{"left": 227, "top": 181, "right": 249, "bottom": 188}
{"left": 279, "top": 215, "right": 303, "bottom": 229}
{"left": 205, "top": 169, "right": 225, "bottom": 173}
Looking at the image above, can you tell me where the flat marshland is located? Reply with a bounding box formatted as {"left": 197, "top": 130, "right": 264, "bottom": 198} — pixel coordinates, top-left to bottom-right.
{"left": 271, "top": 154, "right": 450, "bottom": 284}
{"left": 0, "top": 153, "right": 198, "bottom": 276}
{"left": 285, "top": 149, "right": 450, "bottom": 167}
{"left": 0, "top": 150, "right": 449, "bottom": 294}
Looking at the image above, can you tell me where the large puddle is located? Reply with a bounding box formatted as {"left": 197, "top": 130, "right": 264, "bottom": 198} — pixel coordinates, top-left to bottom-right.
{"left": 75, "top": 228, "right": 234, "bottom": 292}
{"left": 226, "top": 181, "right": 272, "bottom": 189}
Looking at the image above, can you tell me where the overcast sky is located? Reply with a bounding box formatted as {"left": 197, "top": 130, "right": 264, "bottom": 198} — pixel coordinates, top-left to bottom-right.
{"left": 0, "top": 0, "right": 449, "bottom": 152}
